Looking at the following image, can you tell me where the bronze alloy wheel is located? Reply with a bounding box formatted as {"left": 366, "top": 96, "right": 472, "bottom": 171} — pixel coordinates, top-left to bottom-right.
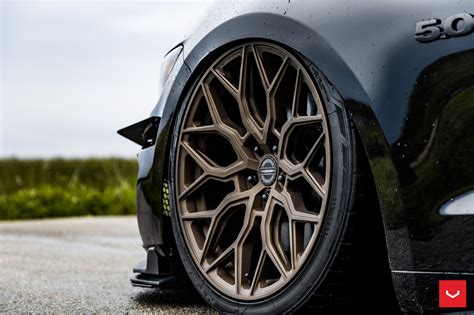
{"left": 174, "top": 42, "right": 332, "bottom": 301}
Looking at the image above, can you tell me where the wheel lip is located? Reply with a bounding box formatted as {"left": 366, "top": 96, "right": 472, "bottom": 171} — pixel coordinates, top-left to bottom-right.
{"left": 172, "top": 40, "right": 334, "bottom": 302}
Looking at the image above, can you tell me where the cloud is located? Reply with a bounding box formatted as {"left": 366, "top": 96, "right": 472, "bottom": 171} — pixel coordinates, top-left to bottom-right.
{"left": 111, "top": 3, "right": 209, "bottom": 37}
{"left": 1, "top": 1, "right": 213, "bottom": 158}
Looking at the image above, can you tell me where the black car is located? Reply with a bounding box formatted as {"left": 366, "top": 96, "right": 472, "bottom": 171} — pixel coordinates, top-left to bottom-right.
{"left": 119, "top": 0, "right": 474, "bottom": 313}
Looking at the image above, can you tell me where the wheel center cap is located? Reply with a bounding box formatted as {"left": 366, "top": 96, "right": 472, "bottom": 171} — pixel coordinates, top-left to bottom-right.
{"left": 258, "top": 155, "right": 278, "bottom": 186}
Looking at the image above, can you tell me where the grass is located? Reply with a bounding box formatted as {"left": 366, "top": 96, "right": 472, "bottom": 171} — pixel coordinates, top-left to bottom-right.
{"left": 0, "top": 158, "right": 137, "bottom": 220}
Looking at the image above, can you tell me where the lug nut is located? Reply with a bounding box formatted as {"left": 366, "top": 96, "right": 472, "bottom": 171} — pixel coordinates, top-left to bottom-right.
{"left": 272, "top": 145, "right": 278, "bottom": 154}
{"left": 262, "top": 192, "right": 269, "bottom": 201}
{"left": 247, "top": 174, "right": 257, "bottom": 184}
{"left": 244, "top": 272, "right": 252, "bottom": 281}
{"left": 278, "top": 174, "right": 285, "bottom": 183}
{"left": 254, "top": 145, "right": 262, "bottom": 155}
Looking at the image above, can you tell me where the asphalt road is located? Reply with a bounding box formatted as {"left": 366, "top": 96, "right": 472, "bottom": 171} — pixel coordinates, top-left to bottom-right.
{"left": 0, "top": 216, "right": 215, "bottom": 313}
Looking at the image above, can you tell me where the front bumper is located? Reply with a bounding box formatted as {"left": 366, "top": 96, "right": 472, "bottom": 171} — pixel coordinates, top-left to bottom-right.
{"left": 136, "top": 181, "right": 162, "bottom": 248}
{"left": 118, "top": 118, "right": 179, "bottom": 288}
{"left": 130, "top": 247, "right": 176, "bottom": 288}
{"left": 130, "top": 152, "right": 181, "bottom": 288}
{"left": 117, "top": 41, "right": 191, "bottom": 289}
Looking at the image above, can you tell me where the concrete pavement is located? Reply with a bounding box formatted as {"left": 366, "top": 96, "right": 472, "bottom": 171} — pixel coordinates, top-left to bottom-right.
{"left": 0, "top": 216, "right": 215, "bottom": 313}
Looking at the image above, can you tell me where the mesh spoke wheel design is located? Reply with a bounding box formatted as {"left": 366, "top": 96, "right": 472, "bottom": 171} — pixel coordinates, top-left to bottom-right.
{"left": 175, "top": 42, "right": 331, "bottom": 300}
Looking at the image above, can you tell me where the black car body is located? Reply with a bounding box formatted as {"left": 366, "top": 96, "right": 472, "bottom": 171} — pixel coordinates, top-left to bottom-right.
{"left": 119, "top": 0, "right": 474, "bottom": 312}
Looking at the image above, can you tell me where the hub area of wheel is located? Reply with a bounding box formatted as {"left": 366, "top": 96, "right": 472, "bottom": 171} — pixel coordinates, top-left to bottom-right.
{"left": 258, "top": 154, "right": 278, "bottom": 186}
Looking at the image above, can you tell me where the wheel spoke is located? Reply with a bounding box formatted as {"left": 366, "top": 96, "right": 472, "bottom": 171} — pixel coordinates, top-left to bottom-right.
{"left": 182, "top": 125, "right": 218, "bottom": 134}
{"left": 289, "top": 221, "right": 296, "bottom": 269}
{"left": 201, "top": 82, "right": 251, "bottom": 162}
{"left": 236, "top": 46, "right": 269, "bottom": 142}
{"left": 278, "top": 114, "right": 324, "bottom": 178}
{"left": 212, "top": 68, "right": 239, "bottom": 97}
{"left": 254, "top": 48, "right": 292, "bottom": 142}
{"left": 261, "top": 198, "right": 289, "bottom": 279}
{"left": 303, "top": 132, "right": 325, "bottom": 166}
{"left": 278, "top": 159, "right": 303, "bottom": 178}
{"left": 290, "top": 70, "right": 302, "bottom": 117}
{"left": 178, "top": 173, "right": 208, "bottom": 201}
{"left": 179, "top": 172, "right": 239, "bottom": 201}
{"left": 302, "top": 170, "right": 326, "bottom": 199}
{"left": 180, "top": 141, "right": 217, "bottom": 169}
{"left": 181, "top": 142, "right": 247, "bottom": 179}
{"left": 234, "top": 195, "right": 262, "bottom": 292}
{"left": 250, "top": 45, "right": 271, "bottom": 90}
{"left": 249, "top": 250, "right": 266, "bottom": 294}
{"left": 199, "top": 192, "right": 251, "bottom": 265}
{"left": 234, "top": 235, "right": 245, "bottom": 293}
{"left": 289, "top": 210, "right": 320, "bottom": 224}
{"left": 204, "top": 245, "right": 234, "bottom": 272}
{"left": 181, "top": 209, "right": 215, "bottom": 220}
{"left": 273, "top": 189, "right": 320, "bottom": 224}
{"left": 264, "top": 241, "right": 288, "bottom": 280}
{"left": 269, "top": 57, "right": 290, "bottom": 91}
{"left": 264, "top": 57, "right": 291, "bottom": 140}
{"left": 271, "top": 190, "right": 319, "bottom": 270}
{"left": 280, "top": 115, "right": 323, "bottom": 143}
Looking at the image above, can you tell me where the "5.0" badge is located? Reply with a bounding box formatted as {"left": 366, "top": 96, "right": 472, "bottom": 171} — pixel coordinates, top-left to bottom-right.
{"left": 415, "top": 13, "right": 474, "bottom": 42}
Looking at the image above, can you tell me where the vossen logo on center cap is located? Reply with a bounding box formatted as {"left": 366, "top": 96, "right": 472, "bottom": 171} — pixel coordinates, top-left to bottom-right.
{"left": 259, "top": 155, "right": 278, "bottom": 186}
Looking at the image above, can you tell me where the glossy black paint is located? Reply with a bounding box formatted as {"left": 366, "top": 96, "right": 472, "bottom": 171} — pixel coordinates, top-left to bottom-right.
{"left": 129, "top": 0, "right": 474, "bottom": 312}
{"left": 392, "top": 272, "right": 474, "bottom": 312}
{"left": 117, "top": 117, "right": 159, "bottom": 147}
{"left": 393, "top": 50, "right": 474, "bottom": 272}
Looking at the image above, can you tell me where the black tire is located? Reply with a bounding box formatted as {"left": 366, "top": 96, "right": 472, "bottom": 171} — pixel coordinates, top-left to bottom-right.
{"left": 169, "top": 44, "right": 380, "bottom": 314}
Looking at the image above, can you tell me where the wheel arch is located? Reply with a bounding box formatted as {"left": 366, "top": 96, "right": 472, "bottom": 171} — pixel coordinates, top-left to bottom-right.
{"left": 149, "top": 11, "right": 413, "bottom": 310}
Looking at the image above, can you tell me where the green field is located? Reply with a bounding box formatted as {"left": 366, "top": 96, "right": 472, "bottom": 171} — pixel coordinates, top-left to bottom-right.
{"left": 0, "top": 158, "right": 137, "bottom": 220}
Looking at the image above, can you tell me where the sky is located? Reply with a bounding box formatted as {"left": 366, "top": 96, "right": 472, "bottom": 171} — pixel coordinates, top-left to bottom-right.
{"left": 0, "top": 0, "right": 213, "bottom": 158}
